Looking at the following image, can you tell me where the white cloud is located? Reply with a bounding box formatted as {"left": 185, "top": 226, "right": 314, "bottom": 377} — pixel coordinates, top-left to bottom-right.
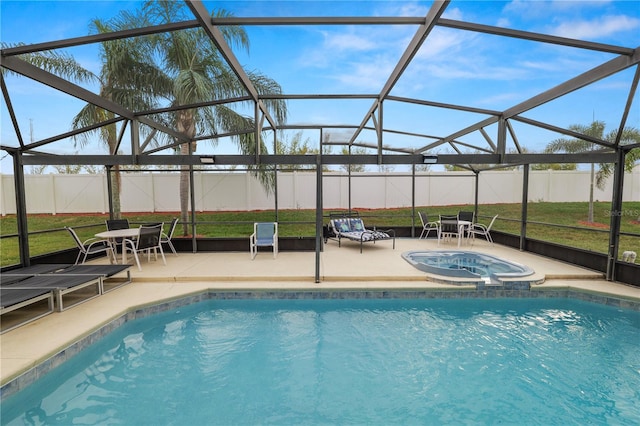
{"left": 322, "top": 31, "right": 377, "bottom": 52}
{"left": 413, "top": 27, "right": 472, "bottom": 60}
{"left": 504, "top": 0, "right": 612, "bottom": 16}
{"left": 551, "top": 15, "right": 640, "bottom": 39}
{"left": 333, "top": 58, "right": 396, "bottom": 90}
{"left": 441, "top": 7, "right": 464, "bottom": 20}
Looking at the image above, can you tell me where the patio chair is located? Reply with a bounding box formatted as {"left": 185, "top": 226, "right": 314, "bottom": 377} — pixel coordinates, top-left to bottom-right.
{"left": 160, "top": 218, "right": 179, "bottom": 256}
{"left": 418, "top": 212, "right": 438, "bottom": 239}
{"left": 470, "top": 214, "right": 498, "bottom": 244}
{"left": 66, "top": 227, "right": 115, "bottom": 265}
{"left": 106, "top": 219, "right": 130, "bottom": 230}
{"left": 123, "top": 224, "right": 166, "bottom": 271}
{"left": 458, "top": 211, "right": 475, "bottom": 224}
{"left": 458, "top": 211, "right": 475, "bottom": 238}
{"left": 437, "top": 214, "right": 460, "bottom": 246}
{"left": 106, "top": 218, "right": 130, "bottom": 250}
{"left": 250, "top": 222, "right": 278, "bottom": 259}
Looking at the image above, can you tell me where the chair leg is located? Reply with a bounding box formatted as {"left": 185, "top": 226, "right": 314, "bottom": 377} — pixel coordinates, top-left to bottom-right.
{"left": 131, "top": 250, "right": 142, "bottom": 271}
{"left": 166, "top": 241, "right": 178, "bottom": 256}
{"left": 158, "top": 245, "right": 166, "bottom": 265}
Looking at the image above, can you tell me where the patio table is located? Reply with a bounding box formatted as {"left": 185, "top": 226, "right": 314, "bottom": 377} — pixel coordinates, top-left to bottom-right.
{"left": 437, "top": 220, "right": 472, "bottom": 247}
{"left": 95, "top": 228, "right": 140, "bottom": 264}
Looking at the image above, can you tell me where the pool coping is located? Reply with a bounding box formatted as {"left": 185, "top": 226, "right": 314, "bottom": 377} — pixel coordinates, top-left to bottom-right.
{"left": 2, "top": 282, "right": 639, "bottom": 400}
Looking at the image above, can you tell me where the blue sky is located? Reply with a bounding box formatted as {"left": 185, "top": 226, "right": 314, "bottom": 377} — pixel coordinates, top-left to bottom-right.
{"left": 1, "top": 0, "right": 639, "bottom": 173}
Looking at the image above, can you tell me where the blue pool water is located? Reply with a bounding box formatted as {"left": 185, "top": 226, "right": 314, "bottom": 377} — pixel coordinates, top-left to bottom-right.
{"left": 2, "top": 298, "right": 640, "bottom": 425}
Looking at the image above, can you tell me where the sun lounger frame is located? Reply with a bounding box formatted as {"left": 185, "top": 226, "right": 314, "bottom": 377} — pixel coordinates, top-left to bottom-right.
{"left": 0, "top": 263, "right": 132, "bottom": 333}
{"left": 2, "top": 264, "right": 132, "bottom": 294}
{"left": 3, "top": 274, "right": 103, "bottom": 311}
{"left": 0, "top": 287, "right": 56, "bottom": 334}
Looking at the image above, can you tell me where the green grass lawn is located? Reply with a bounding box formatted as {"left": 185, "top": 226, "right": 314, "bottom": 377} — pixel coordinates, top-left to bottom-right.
{"left": 1, "top": 201, "right": 638, "bottom": 267}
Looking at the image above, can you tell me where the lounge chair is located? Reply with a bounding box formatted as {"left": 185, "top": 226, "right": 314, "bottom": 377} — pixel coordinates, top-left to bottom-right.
{"left": 250, "top": 222, "right": 278, "bottom": 259}
{"left": 2, "top": 264, "right": 72, "bottom": 275}
{"left": 470, "top": 214, "right": 498, "bottom": 244}
{"left": 418, "top": 212, "right": 438, "bottom": 239}
{"left": 123, "top": 224, "right": 166, "bottom": 271}
{"left": 52, "top": 264, "right": 132, "bottom": 293}
{"left": 0, "top": 286, "right": 55, "bottom": 334}
{"left": 1, "top": 273, "right": 103, "bottom": 312}
{"left": 0, "top": 263, "right": 133, "bottom": 333}
{"left": 2, "top": 263, "right": 132, "bottom": 292}
{"left": 327, "top": 212, "right": 395, "bottom": 253}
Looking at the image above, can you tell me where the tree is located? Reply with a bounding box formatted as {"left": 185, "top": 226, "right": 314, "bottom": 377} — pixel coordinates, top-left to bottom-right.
{"left": 72, "top": 13, "right": 166, "bottom": 219}
{"left": 139, "top": 1, "right": 287, "bottom": 235}
{"left": 545, "top": 121, "right": 640, "bottom": 222}
{"left": 68, "top": 2, "right": 286, "bottom": 234}
{"left": 276, "top": 131, "right": 330, "bottom": 171}
{"left": 339, "top": 146, "right": 367, "bottom": 173}
{"left": 1, "top": 43, "right": 96, "bottom": 176}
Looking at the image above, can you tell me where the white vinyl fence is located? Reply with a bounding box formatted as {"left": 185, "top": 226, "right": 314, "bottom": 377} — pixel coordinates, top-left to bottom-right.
{"left": 1, "top": 169, "right": 639, "bottom": 215}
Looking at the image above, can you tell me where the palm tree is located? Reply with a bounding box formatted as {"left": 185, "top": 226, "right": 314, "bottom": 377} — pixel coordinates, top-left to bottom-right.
{"left": 1, "top": 43, "right": 97, "bottom": 145}
{"left": 545, "top": 121, "right": 640, "bottom": 222}
{"left": 140, "top": 1, "right": 287, "bottom": 235}
{"left": 69, "top": 1, "right": 286, "bottom": 233}
{"left": 71, "top": 14, "right": 168, "bottom": 218}
{"left": 0, "top": 43, "right": 95, "bottom": 84}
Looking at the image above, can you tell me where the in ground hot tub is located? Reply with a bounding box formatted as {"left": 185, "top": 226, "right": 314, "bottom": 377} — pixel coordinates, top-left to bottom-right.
{"left": 402, "top": 250, "right": 535, "bottom": 287}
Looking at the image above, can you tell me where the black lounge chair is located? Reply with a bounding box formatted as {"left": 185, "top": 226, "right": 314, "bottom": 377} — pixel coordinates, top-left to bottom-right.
{"left": 1, "top": 274, "right": 103, "bottom": 312}
{"left": 0, "top": 287, "right": 55, "bottom": 334}
{"left": 0, "top": 263, "right": 132, "bottom": 333}
{"left": 3, "top": 264, "right": 132, "bottom": 294}
{"left": 2, "top": 264, "right": 73, "bottom": 275}
{"left": 56, "top": 264, "right": 132, "bottom": 293}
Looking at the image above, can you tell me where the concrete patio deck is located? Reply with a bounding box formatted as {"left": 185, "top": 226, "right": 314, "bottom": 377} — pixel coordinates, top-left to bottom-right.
{"left": 2, "top": 237, "right": 639, "bottom": 390}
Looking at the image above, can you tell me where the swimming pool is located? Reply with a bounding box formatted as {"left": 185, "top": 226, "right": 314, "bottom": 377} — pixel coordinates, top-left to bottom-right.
{"left": 2, "top": 298, "right": 639, "bottom": 425}
{"left": 402, "top": 250, "right": 535, "bottom": 285}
